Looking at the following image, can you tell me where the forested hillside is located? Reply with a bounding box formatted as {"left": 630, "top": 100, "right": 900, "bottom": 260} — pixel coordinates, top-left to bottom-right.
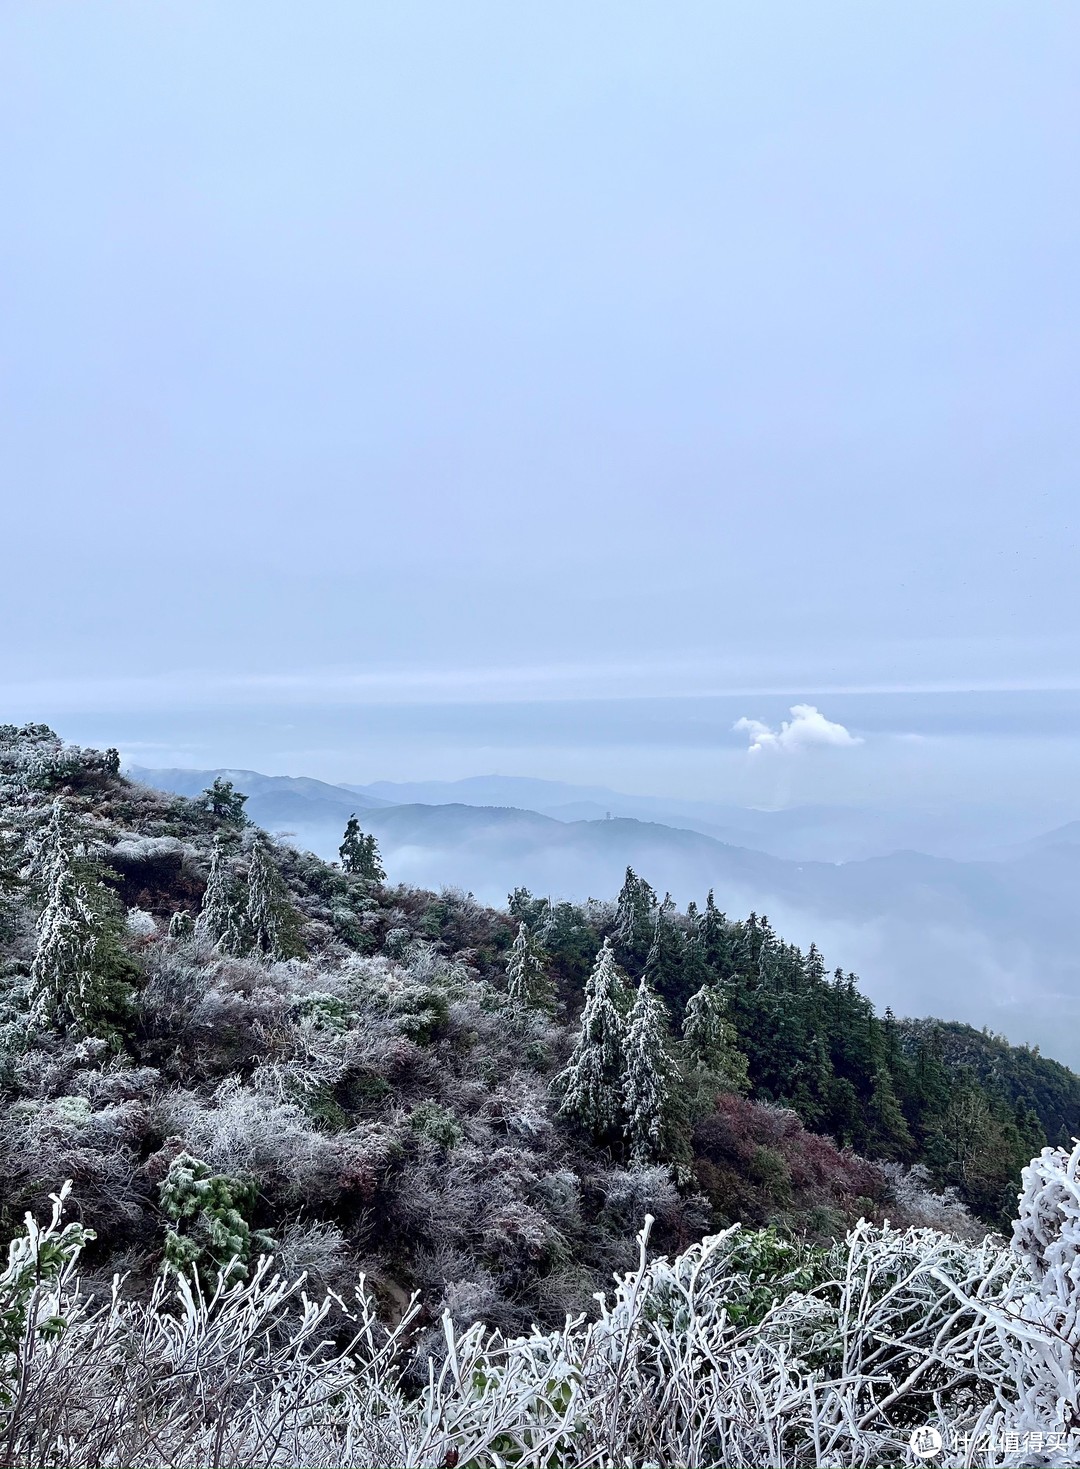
{"left": 5, "top": 723, "right": 1080, "bottom": 1464}
{"left": 1, "top": 723, "right": 1072, "bottom": 1295}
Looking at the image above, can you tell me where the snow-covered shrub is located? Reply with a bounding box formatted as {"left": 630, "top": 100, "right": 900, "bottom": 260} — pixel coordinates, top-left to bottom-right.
{"left": 124, "top": 907, "right": 157, "bottom": 940}
{"left": 6, "top": 1143, "right": 1080, "bottom": 1466}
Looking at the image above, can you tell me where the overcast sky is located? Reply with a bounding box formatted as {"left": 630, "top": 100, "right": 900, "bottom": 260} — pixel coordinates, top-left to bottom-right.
{"left": 3, "top": 3, "right": 1079, "bottom": 800}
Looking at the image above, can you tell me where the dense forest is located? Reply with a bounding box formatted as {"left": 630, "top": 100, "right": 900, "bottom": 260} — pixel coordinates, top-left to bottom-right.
{"left": 3, "top": 723, "right": 1080, "bottom": 1465}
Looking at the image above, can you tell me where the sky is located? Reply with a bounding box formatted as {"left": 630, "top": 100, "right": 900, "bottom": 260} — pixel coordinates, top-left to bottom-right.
{"left": 2, "top": 2, "right": 1079, "bottom": 809}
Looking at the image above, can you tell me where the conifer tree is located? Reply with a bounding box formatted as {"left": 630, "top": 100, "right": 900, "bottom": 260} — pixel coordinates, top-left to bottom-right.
{"left": 556, "top": 938, "right": 631, "bottom": 1140}
{"left": 339, "top": 815, "right": 363, "bottom": 871}
{"left": 699, "top": 889, "right": 730, "bottom": 972}
{"left": 195, "top": 837, "right": 247, "bottom": 954}
{"left": 245, "top": 837, "right": 302, "bottom": 960}
{"left": 683, "top": 980, "right": 750, "bottom": 1095}
{"left": 624, "top": 973, "right": 680, "bottom": 1163}
{"left": 361, "top": 833, "right": 385, "bottom": 883}
{"left": 642, "top": 892, "right": 685, "bottom": 1007}
{"left": 505, "top": 920, "right": 554, "bottom": 1010}
{"left": 613, "top": 867, "right": 656, "bottom": 969}
{"left": 167, "top": 910, "right": 194, "bottom": 940}
{"left": 29, "top": 799, "right": 131, "bottom": 1033}
{"left": 200, "top": 777, "right": 248, "bottom": 826}
{"left": 867, "top": 1064, "right": 916, "bottom": 1160}
{"left": 339, "top": 816, "right": 386, "bottom": 882}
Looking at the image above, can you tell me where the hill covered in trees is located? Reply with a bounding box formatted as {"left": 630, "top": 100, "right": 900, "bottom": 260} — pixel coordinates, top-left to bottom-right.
{"left": 1, "top": 722, "right": 1074, "bottom": 1288}
{"left": 5, "top": 723, "right": 1080, "bottom": 1463}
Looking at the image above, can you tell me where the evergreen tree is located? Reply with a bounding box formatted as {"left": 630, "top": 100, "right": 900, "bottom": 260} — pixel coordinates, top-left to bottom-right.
{"left": 643, "top": 893, "right": 687, "bottom": 1009}
{"left": 699, "top": 890, "right": 731, "bottom": 973}
{"left": 556, "top": 938, "right": 631, "bottom": 1141}
{"left": 361, "top": 833, "right": 385, "bottom": 883}
{"left": 339, "top": 816, "right": 386, "bottom": 882}
{"left": 683, "top": 980, "right": 749, "bottom": 1095}
{"left": 200, "top": 778, "right": 248, "bottom": 826}
{"left": 680, "top": 910, "right": 710, "bottom": 1006}
{"left": 195, "top": 837, "right": 247, "bottom": 954}
{"left": 29, "top": 800, "right": 132, "bottom": 1033}
{"left": 612, "top": 867, "right": 656, "bottom": 970}
{"left": 167, "top": 910, "right": 194, "bottom": 940}
{"left": 245, "top": 837, "right": 302, "bottom": 960}
{"left": 624, "top": 974, "right": 681, "bottom": 1162}
{"left": 339, "top": 814, "right": 361, "bottom": 870}
{"left": 505, "top": 920, "right": 554, "bottom": 1010}
{"left": 867, "top": 1064, "right": 916, "bottom": 1160}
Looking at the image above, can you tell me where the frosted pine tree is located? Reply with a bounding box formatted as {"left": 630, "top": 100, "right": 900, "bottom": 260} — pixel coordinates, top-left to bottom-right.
{"left": 361, "top": 832, "right": 385, "bottom": 883}
{"left": 624, "top": 973, "right": 680, "bottom": 1162}
{"left": 683, "top": 980, "right": 749, "bottom": 1097}
{"left": 29, "top": 799, "right": 129, "bottom": 1032}
{"left": 245, "top": 837, "right": 301, "bottom": 959}
{"left": 338, "top": 815, "right": 364, "bottom": 872}
{"left": 195, "top": 837, "right": 247, "bottom": 954}
{"left": 613, "top": 867, "right": 656, "bottom": 967}
{"left": 339, "top": 816, "right": 385, "bottom": 882}
{"left": 167, "top": 910, "right": 194, "bottom": 940}
{"left": 505, "top": 921, "right": 554, "bottom": 1010}
{"left": 556, "top": 938, "right": 630, "bottom": 1139}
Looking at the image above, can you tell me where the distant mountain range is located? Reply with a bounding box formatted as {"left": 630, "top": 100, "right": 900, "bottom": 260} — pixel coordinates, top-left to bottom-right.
{"left": 128, "top": 764, "right": 1080, "bottom": 1064}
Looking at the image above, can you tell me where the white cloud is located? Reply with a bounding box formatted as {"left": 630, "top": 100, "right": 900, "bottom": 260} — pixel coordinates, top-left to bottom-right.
{"left": 733, "top": 704, "right": 863, "bottom": 755}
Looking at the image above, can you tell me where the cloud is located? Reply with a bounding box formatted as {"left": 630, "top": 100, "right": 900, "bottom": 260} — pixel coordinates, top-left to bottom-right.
{"left": 733, "top": 704, "right": 863, "bottom": 755}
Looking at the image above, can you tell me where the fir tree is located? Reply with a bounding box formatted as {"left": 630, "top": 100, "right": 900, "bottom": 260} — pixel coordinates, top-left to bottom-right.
{"left": 642, "top": 893, "right": 686, "bottom": 1008}
{"left": 505, "top": 920, "right": 554, "bottom": 1010}
{"left": 624, "top": 973, "right": 681, "bottom": 1163}
{"left": 683, "top": 980, "right": 749, "bottom": 1095}
{"left": 339, "top": 815, "right": 363, "bottom": 871}
{"left": 556, "top": 938, "right": 631, "bottom": 1140}
{"left": 339, "top": 816, "right": 385, "bottom": 882}
{"left": 200, "top": 777, "right": 248, "bottom": 826}
{"left": 195, "top": 837, "right": 247, "bottom": 954}
{"left": 612, "top": 867, "right": 656, "bottom": 970}
{"left": 167, "top": 910, "right": 194, "bottom": 940}
{"left": 361, "top": 833, "right": 385, "bottom": 883}
{"left": 867, "top": 1064, "right": 916, "bottom": 1160}
{"left": 29, "top": 800, "right": 132, "bottom": 1033}
{"left": 699, "top": 889, "right": 730, "bottom": 973}
{"left": 245, "top": 837, "right": 302, "bottom": 960}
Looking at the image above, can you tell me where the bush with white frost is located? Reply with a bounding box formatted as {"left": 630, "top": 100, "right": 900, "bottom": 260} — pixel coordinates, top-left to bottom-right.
{"left": 4, "top": 1139, "right": 1080, "bottom": 1466}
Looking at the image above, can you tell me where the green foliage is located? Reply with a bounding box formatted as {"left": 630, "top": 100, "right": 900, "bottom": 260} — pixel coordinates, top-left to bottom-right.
{"left": 556, "top": 939, "right": 632, "bottom": 1143}
{"left": 339, "top": 816, "right": 385, "bottom": 882}
{"left": 719, "top": 1226, "right": 829, "bottom": 1327}
{"left": 291, "top": 990, "right": 350, "bottom": 1031}
{"left": 28, "top": 800, "right": 137, "bottom": 1037}
{"left": 410, "top": 1100, "right": 463, "bottom": 1149}
{"left": 199, "top": 778, "right": 249, "bottom": 826}
{"left": 505, "top": 921, "right": 555, "bottom": 1011}
{"left": 385, "top": 977, "right": 451, "bottom": 1043}
{"left": 0, "top": 1184, "right": 94, "bottom": 1403}
{"left": 624, "top": 974, "right": 680, "bottom": 1163}
{"left": 246, "top": 837, "right": 304, "bottom": 960}
{"left": 683, "top": 980, "right": 749, "bottom": 1097}
{"left": 159, "top": 1153, "right": 273, "bottom": 1286}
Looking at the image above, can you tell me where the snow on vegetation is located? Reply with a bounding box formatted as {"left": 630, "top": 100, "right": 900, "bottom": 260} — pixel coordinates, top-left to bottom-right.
{"left": 3, "top": 724, "right": 1080, "bottom": 1466}
{"left": 4, "top": 1146, "right": 1080, "bottom": 1467}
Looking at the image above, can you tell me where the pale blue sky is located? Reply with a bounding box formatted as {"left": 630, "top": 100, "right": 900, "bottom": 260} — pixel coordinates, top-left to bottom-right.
{"left": 2, "top": 3, "right": 1079, "bottom": 800}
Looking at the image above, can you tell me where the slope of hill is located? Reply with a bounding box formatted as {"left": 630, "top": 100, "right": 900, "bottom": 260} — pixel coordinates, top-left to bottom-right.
{"left": 13, "top": 721, "right": 1080, "bottom": 1465}
{"left": 128, "top": 767, "right": 1080, "bottom": 1064}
